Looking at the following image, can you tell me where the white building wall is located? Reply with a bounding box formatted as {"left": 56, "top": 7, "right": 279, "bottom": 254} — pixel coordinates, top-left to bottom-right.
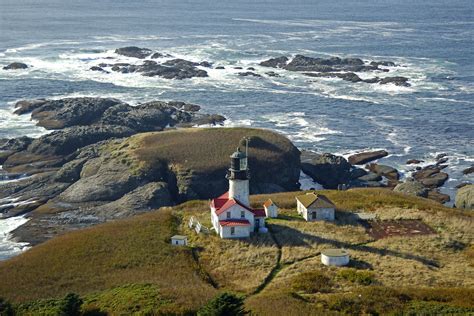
{"left": 229, "top": 179, "right": 250, "bottom": 207}
{"left": 217, "top": 204, "right": 255, "bottom": 228}
{"left": 265, "top": 205, "right": 278, "bottom": 218}
{"left": 171, "top": 239, "right": 187, "bottom": 246}
{"left": 220, "top": 225, "right": 251, "bottom": 238}
{"left": 321, "top": 254, "right": 349, "bottom": 266}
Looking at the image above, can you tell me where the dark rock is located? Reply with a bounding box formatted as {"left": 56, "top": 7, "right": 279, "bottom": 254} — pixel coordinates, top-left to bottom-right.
{"left": 215, "top": 66, "right": 225, "bottom": 69}
{"left": 379, "top": 76, "right": 410, "bottom": 87}
{"left": 427, "top": 189, "right": 450, "bottom": 204}
{"left": 247, "top": 67, "right": 255, "bottom": 71}
{"left": 200, "top": 61, "right": 212, "bottom": 68}
{"left": 0, "top": 136, "right": 33, "bottom": 152}
{"left": 462, "top": 166, "right": 474, "bottom": 175}
{"left": 150, "top": 52, "right": 164, "bottom": 59}
{"left": 305, "top": 72, "right": 362, "bottom": 83}
{"left": 265, "top": 71, "right": 280, "bottom": 77}
{"left": 406, "top": 159, "right": 423, "bottom": 164}
{"left": 419, "top": 172, "right": 449, "bottom": 188}
{"left": 348, "top": 150, "right": 389, "bottom": 165}
{"left": 259, "top": 56, "right": 289, "bottom": 68}
{"left": 456, "top": 182, "right": 471, "bottom": 189}
{"left": 436, "top": 157, "right": 449, "bottom": 165}
{"left": 436, "top": 153, "right": 447, "bottom": 160}
{"left": 394, "top": 179, "right": 428, "bottom": 197}
{"left": 3, "top": 62, "right": 28, "bottom": 70}
{"left": 14, "top": 99, "right": 47, "bottom": 115}
{"left": 115, "top": 46, "right": 152, "bottom": 59}
{"left": 367, "top": 163, "right": 399, "bottom": 180}
{"left": 89, "top": 66, "right": 109, "bottom": 73}
{"left": 370, "top": 61, "right": 396, "bottom": 67}
{"left": 301, "top": 151, "right": 351, "bottom": 189}
{"left": 238, "top": 72, "right": 262, "bottom": 78}
{"left": 349, "top": 167, "right": 368, "bottom": 179}
{"left": 233, "top": 66, "right": 243, "bottom": 70}
{"left": 455, "top": 185, "right": 473, "bottom": 209}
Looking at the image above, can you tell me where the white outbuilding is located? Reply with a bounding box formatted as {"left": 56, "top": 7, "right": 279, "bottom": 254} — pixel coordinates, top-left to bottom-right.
{"left": 171, "top": 235, "right": 188, "bottom": 246}
{"left": 263, "top": 199, "right": 278, "bottom": 218}
{"left": 295, "top": 192, "right": 335, "bottom": 221}
{"left": 321, "top": 249, "right": 350, "bottom": 266}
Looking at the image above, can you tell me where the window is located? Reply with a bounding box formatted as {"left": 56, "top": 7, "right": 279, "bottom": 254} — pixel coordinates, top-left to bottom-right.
{"left": 231, "top": 227, "right": 235, "bottom": 235}
{"left": 241, "top": 211, "right": 245, "bottom": 218}
{"left": 227, "top": 212, "right": 231, "bottom": 219}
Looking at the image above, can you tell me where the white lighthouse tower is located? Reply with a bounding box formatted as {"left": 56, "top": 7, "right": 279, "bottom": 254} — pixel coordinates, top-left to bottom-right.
{"left": 227, "top": 147, "right": 250, "bottom": 207}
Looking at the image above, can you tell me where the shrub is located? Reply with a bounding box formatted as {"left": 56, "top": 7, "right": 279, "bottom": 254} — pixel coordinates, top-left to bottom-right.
{"left": 0, "top": 297, "right": 14, "bottom": 316}
{"left": 58, "top": 293, "right": 83, "bottom": 316}
{"left": 198, "top": 292, "right": 246, "bottom": 316}
{"left": 291, "top": 271, "right": 333, "bottom": 293}
{"left": 336, "top": 268, "right": 375, "bottom": 285}
{"left": 402, "top": 301, "right": 474, "bottom": 315}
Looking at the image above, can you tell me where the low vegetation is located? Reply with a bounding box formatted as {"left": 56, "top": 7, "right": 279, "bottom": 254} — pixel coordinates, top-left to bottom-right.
{"left": 0, "top": 188, "right": 473, "bottom": 314}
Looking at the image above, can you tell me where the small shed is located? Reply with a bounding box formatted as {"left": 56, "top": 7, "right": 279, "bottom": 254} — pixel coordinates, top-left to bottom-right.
{"left": 321, "top": 249, "right": 349, "bottom": 266}
{"left": 171, "top": 235, "right": 188, "bottom": 246}
{"left": 295, "top": 192, "right": 335, "bottom": 222}
{"left": 263, "top": 199, "right": 278, "bottom": 218}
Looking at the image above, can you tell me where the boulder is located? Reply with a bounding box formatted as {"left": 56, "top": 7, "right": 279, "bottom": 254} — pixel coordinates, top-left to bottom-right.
{"left": 406, "top": 159, "right": 423, "bottom": 164}
{"left": 301, "top": 151, "right": 351, "bottom": 189}
{"left": 367, "top": 163, "right": 399, "bottom": 180}
{"left": 3, "top": 62, "right": 28, "bottom": 70}
{"left": 413, "top": 166, "right": 449, "bottom": 188}
{"left": 379, "top": 76, "right": 410, "bottom": 87}
{"left": 259, "top": 56, "right": 289, "bottom": 68}
{"left": 115, "top": 46, "right": 152, "bottom": 59}
{"left": 357, "top": 172, "right": 382, "bottom": 182}
{"left": 238, "top": 72, "right": 262, "bottom": 78}
{"left": 427, "top": 189, "right": 450, "bottom": 204}
{"left": 455, "top": 185, "right": 474, "bottom": 209}
{"left": 89, "top": 66, "right": 109, "bottom": 73}
{"left": 14, "top": 99, "right": 47, "bottom": 115}
{"left": 462, "top": 166, "right": 474, "bottom": 175}
{"left": 348, "top": 150, "right": 388, "bottom": 165}
{"left": 394, "top": 180, "right": 428, "bottom": 197}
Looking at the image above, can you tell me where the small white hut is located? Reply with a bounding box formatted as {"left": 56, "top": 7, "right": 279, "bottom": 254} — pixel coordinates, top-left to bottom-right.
{"left": 321, "top": 249, "right": 350, "bottom": 266}
{"left": 263, "top": 199, "right": 278, "bottom": 218}
{"left": 295, "top": 192, "right": 335, "bottom": 221}
{"left": 171, "top": 235, "right": 188, "bottom": 246}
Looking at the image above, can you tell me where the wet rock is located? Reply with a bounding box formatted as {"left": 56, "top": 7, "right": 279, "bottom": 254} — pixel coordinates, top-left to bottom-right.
{"left": 462, "top": 166, "right": 474, "bottom": 175}
{"left": 89, "top": 66, "right": 109, "bottom": 73}
{"left": 378, "top": 76, "right": 410, "bottom": 87}
{"left": 150, "top": 52, "right": 164, "bottom": 59}
{"left": 3, "top": 62, "right": 28, "bottom": 70}
{"left": 455, "top": 185, "right": 474, "bottom": 209}
{"left": 247, "top": 67, "right": 256, "bottom": 71}
{"left": 394, "top": 179, "right": 428, "bottom": 197}
{"left": 456, "top": 182, "right": 471, "bottom": 189}
{"left": 427, "top": 189, "right": 450, "bottom": 204}
{"left": 305, "top": 72, "right": 362, "bottom": 82}
{"left": 215, "top": 66, "right": 225, "bottom": 69}
{"left": 357, "top": 172, "right": 383, "bottom": 182}
{"left": 238, "top": 72, "right": 262, "bottom": 78}
{"left": 367, "top": 163, "right": 399, "bottom": 181}
{"left": 233, "top": 66, "right": 243, "bottom": 70}
{"left": 436, "top": 153, "right": 447, "bottom": 160}
{"left": 349, "top": 167, "right": 368, "bottom": 179}
{"left": 348, "top": 150, "right": 389, "bottom": 165}
{"left": 259, "top": 56, "right": 289, "bottom": 68}
{"left": 13, "top": 99, "right": 47, "bottom": 115}
{"left": 115, "top": 46, "right": 152, "bottom": 59}
{"left": 301, "top": 151, "right": 351, "bottom": 189}
{"left": 413, "top": 165, "right": 448, "bottom": 188}
{"left": 265, "top": 71, "right": 280, "bottom": 77}
{"left": 436, "top": 157, "right": 449, "bottom": 165}
{"left": 407, "top": 159, "right": 423, "bottom": 164}
{"left": 370, "top": 61, "right": 396, "bottom": 67}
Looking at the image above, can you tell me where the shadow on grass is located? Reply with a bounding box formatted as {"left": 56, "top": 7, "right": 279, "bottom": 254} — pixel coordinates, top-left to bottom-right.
{"left": 268, "top": 223, "right": 439, "bottom": 268}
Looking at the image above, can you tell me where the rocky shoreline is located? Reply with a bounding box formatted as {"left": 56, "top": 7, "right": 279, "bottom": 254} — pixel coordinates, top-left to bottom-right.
{"left": 0, "top": 94, "right": 472, "bottom": 246}
{"left": 3, "top": 46, "right": 412, "bottom": 87}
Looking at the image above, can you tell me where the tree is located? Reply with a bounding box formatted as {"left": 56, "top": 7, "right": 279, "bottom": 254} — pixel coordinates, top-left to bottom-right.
{"left": 0, "top": 297, "right": 14, "bottom": 316}
{"left": 58, "top": 293, "right": 83, "bottom": 316}
{"left": 198, "top": 292, "right": 246, "bottom": 316}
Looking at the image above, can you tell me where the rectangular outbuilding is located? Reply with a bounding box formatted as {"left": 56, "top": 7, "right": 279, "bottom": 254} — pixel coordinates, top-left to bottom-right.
{"left": 295, "top": 192, "right": 335, "bottom": 221}
{"left": 171, "top": 235, "right": 188, "bottom": 246}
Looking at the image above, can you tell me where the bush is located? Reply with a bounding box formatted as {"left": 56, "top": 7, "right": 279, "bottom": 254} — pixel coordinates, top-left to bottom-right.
{"left": 336, "top": 268, "right": 375, "bottom": 285}
{"left": 291, "top": 271, "right": 333, "bottom": 293}
{"left": 402, "top": 301, "right": 474, "bottom": 315}
{"left": 59, "top": 293, "right": 83, "bottom": 316}
{"left": 198, "top": 292, "right": 246, "bottom": 316}
{"left": 0, "top": 297, "right": 14, "bottom": 316}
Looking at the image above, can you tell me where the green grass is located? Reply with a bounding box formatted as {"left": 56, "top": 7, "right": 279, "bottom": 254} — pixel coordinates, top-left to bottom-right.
{"left": 126, "top": 127, "right": 299, "bottom": 176}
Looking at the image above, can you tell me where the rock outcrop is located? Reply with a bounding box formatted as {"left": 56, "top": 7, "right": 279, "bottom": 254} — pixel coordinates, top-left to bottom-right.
{"left": 394, "top": 180, "right": 428, "bottom": 198}
{"left": 301, "top": 151, "right": 351, "bottom": 189}
{"left": 348, "top": 150, "right": 389, "bottom": 165}
{"left": 3, "top": 62, "right": 29, "bottom": 70}
{"left": 115, "top": 46, "right": 153, "bottom": 59}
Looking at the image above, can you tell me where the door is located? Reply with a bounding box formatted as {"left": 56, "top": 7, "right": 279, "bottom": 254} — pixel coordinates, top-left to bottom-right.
{"left": 255, "top": 219, "right": 260, "bottom": 231}
{"left": 311, "top": 211, "right": 317, "bottom": 220}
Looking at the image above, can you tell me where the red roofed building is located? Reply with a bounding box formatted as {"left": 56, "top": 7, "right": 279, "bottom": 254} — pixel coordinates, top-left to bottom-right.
{"left": 210, "top": 146, "right": 267, "bottom": 238}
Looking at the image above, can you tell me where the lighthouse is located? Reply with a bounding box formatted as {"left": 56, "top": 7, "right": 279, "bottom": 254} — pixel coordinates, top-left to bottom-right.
{"left": 227, "top": 147, "right": 250, "bottom": 207}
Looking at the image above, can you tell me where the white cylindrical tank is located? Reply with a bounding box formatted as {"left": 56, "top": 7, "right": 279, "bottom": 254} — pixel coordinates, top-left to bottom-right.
{"left": 321, "top": 249, "right": 350, "bottom": 266}
{"left": 229, "top": 179, "right": 250, "bottom": 206}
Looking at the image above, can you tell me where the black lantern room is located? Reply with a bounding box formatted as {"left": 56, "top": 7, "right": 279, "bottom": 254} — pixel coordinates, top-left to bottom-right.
{"left": 227, "top": 147, "right": 250, "bottom": 180}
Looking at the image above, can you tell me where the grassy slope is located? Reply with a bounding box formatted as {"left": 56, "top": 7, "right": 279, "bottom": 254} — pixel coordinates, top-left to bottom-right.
{"left": 104, "top": 127, "right": 297, "bottom": 177}
{"left": 1, "top": 188, "right": 473, "bottom": 314}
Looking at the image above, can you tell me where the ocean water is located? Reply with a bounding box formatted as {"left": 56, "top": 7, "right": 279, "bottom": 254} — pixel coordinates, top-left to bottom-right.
{"left": 0, "top": 0, "right": 473, "bottom": 258}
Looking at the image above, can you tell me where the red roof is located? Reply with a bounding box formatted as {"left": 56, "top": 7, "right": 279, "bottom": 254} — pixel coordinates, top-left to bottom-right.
{"left": 211, "top": 191, "right": 229, "bottom": 210}
{"left": 252, "top": 208, "right": 266, "bottom": 217}
{"left": 219, "top": 219, "right": 251, "bottom": 227}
